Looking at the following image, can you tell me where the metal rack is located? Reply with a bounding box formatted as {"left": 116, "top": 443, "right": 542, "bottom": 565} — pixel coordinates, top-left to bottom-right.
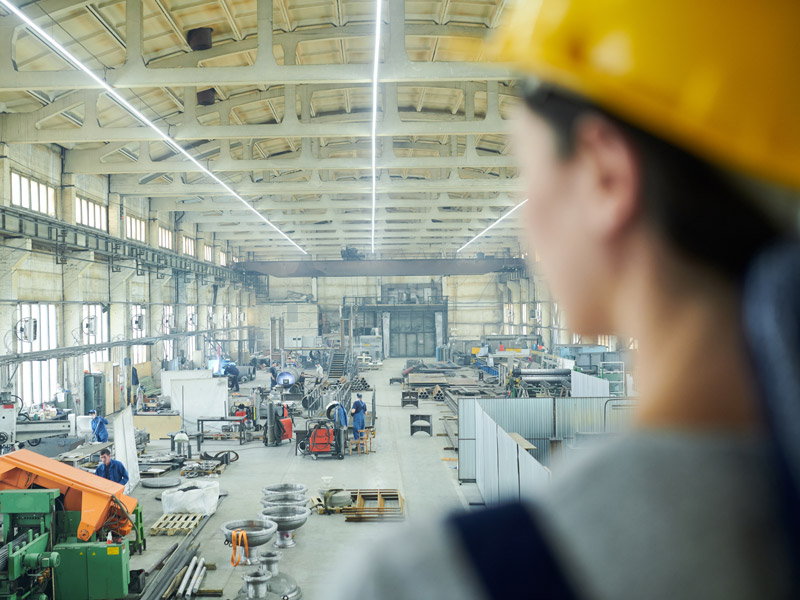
{"left": 0, "top": 205, "right": 251, "bottom": 286}
{"left": 0, "top": 327, "right": 252, "bottom": 365}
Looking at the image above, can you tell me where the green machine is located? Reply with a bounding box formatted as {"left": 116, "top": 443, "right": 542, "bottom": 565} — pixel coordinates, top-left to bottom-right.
{"left": 0, "top": 490, "right": 61, "bottom": 600}
{"left": 0, "top": 489, "right": 131, "bottom": 600}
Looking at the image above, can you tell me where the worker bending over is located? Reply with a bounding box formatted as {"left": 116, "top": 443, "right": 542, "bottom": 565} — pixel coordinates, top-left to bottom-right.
{"left": 88, "top": 409, "right": 108, "bottom": 443}
{"left": 95, "top": 448, "right": 129, "bottom": 486}
{"left": 223, "top": 362, "right": 240, "bottom": 392}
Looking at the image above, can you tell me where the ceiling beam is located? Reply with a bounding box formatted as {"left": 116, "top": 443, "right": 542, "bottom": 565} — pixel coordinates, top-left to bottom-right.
{"left": 149, "top": 24, "right": 489, "bottom": 69}
{"left": 241, "top": 257, "right": 525, "bottom": 277}
{"left": 112, "top": 174, "right": 521, "bottom": 197}
{"left": 0, "top": 47, "right": 511, "bottom": 91}
{"left": 65, "top": 149, "right": 512, "bottom": 174}
{"left": 0, "top": 0, "right": 510, "bottom": 91}
{"left": 151, "top": 193, "right": 517, "bottom": 212}
{"left": 2, "top": 105, "right": 510, "bottom": 144}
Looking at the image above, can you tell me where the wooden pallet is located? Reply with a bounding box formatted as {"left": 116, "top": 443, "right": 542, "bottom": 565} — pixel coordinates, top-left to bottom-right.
{"left": 343, "top": 489, "right": 405, "bottom": 522}
{"left": 150, "top": 513, "right": 204, "bottom": 536}
{"left": 311, "top": 489, "right": 405, "bottom": 520}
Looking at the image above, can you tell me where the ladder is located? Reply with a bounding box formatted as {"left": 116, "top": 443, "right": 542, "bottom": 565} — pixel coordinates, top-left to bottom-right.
{"left": 328, "top": 352, "right": 346, "bottom": 378}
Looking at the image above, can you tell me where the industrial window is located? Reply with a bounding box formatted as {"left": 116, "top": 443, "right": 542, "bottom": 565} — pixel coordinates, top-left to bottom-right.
{"left": 572, "top": 333, "right": 582, "bottom": 344}
{"left": 182, "top": 236, "right": 196, "bottom": 257}
{"left": 131, "top": 305, "right": 147, "bottom": 365}
{"left": 15, "top": 303, "right": 58, "bottom": 406}
{"left": 75, "top": 197, "right": 108, "bottom": 231}
{"left": 503, "top": 303, "right": 513, "bottom": 335}
{"left": 10, "top": 172, "right": 56, "bottom": 216}
{"left": 204, "top": 245, "right": 213, "bottom": 262}
{"left": 207, "top": 306, "right": 216, "bottom": 329}
{"left": 219, "top": 251, "right": 227, "bottom": 267}
{"left": 158, "top": 227, "right": 174, "bottom": 250}
{"left": 82, "top": 304, "right": 109, "bottom": 371}
{"left": 232, "top": 256, "right": 239, "bottom": 263}
{"left": 162, "top": 305, "right": 174, "bottom": 360}
{"left": 125, "top": 215, "right": 146, "bottom": 242}
{"left": 597, "top": 334, "right": 610, "bottom": 348}
{"left": 187, "top": 305, "right": 197, "bottom": 357}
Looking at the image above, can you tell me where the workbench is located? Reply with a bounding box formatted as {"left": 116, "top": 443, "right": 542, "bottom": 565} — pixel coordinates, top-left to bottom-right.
{"left": 195, "top": 416, "right": 246, "bottom": 451}
{"left": 133, "top": 413, "right": 182, "bottom": 440}
{"left": 56, "top": 441, "right": 114, "bottom": 467}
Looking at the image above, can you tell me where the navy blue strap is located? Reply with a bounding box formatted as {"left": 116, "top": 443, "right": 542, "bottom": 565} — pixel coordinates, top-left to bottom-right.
{"left": 742, "top": 242, "right": 800, "bottom": 590}
{"left": 449, "top": 503, "right": 579, "bottom": 600}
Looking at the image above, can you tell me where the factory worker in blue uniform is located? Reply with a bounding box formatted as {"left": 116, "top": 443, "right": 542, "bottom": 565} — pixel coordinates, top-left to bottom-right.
{"left": 351, "top": 393, "right": 367, "bottom": 440}
{"left": 89, "top": 409, "right": 109, "bottom": 442}
{"left": 223, "top": 362, "right": 240, "bottom": 392}
{"left": 95, "top": 447, "right": 129, "bottom": 485}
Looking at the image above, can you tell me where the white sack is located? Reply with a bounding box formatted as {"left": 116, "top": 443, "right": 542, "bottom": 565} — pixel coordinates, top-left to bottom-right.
{"left": 161, "top": 480, "right": 220, "bottom": 516}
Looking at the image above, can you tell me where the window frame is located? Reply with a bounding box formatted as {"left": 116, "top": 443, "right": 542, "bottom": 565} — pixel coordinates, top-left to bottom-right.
{"left": 11, "top": 171, "right": 56, "bottom": 217}
{"left": 16, "top": 303, "right": 59, "bottom": 405}
{"left": 125, "top": 215, "right": 147, "bottom": 243}
{"left": 75, "top": 196, "right": 108, "bottom": 231}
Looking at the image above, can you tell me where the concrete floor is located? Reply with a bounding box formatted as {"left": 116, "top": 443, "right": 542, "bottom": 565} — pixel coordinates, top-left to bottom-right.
{"left": 130, "top": 358, "right": 466, "bottom": 599}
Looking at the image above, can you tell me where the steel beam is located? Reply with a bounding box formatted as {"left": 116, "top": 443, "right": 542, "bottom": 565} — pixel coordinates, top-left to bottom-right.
{"left": 149, "top": 24, "right": 490, "bottom": 69}
{"left": 1, "top": 112, "right": 511, "bottom": 144}
{"left": 64, "top": 149, "right": 512, "bottom": 174}
{"left": 64, "top": 136, "right": 503, "bottom": 174}
{"left": 0, "top": 0, "right": 510, "bottom": 88}
{"left": 240, "top": 258, "right": 526, "bottom": 277}
{"left": 0, "top": 205, "right": 250, "bottom": 283}
{"left": 150, "top": 193, "right": 517, "bottom": 212}
{"left": 11, "top": 0, "right": 96, "bottom": 25}
{"left": 0, "top": 39, "right": 511, "bottom": 91}
{"left": 112, "top": 174, "right": 520, "bottom": 197}
{"left": 0, "top": 326, "right": 249, "bottom": 365}
{"left": 211, "top": 227, "right": 522, "bottom": 242}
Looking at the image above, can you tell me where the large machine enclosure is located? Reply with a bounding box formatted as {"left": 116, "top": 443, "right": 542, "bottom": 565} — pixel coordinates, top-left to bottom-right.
{"left": 53, "top": 540, "right": 129, "bottom": 600}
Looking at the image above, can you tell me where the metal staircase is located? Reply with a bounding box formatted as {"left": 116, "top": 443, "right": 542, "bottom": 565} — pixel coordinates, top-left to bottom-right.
{"left": 328, "top": 352, "right": 346, "bottom": 378}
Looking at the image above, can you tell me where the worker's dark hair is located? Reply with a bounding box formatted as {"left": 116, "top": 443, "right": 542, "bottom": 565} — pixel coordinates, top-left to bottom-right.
{"left": 521, "top": 83, "right": 786, "bottom": 283}
{"left": 100, "top": 448, "right": 111, "bottom": 456}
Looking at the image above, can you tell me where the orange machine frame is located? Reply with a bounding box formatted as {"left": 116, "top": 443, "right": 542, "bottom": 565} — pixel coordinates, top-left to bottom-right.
{"left": 0, "top": 449, "right": 137, "bottom": 541}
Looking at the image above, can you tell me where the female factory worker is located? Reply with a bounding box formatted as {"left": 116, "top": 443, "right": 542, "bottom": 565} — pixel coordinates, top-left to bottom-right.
{"left": 350, "top": 394, "right": 367, "bottom": 441}
{"left": 334, "top": 1, "right": 799, "bottom": 599}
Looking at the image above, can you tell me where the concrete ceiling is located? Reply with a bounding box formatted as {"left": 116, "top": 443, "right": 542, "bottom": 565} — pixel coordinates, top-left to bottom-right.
{"left": 0, "top": 0, "right": 525, "bottom": 259}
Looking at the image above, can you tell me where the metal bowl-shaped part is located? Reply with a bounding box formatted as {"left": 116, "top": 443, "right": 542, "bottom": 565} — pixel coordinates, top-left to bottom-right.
{"left": 259, "top": 506, "right": 310, "bottom": 532}
{"left": 260, "top": 492, "right": 308, "bottom": 509}
{"left": 220, "top": 519, "right": 278, "bottom": 547}
{"left": 262, "top": 483, "right": 308, "bottom": 496}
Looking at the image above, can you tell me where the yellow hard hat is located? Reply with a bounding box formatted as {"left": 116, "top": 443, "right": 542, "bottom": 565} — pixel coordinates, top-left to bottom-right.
{"left": 491, "top": 0, "right": 800, "bottom": 190}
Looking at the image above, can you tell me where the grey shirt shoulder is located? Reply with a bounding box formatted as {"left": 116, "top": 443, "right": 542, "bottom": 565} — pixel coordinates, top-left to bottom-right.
{"left": 336, "top": 432, "right": 792, "bottom": 600}
{"left": 537, "top": 432, "right": 792, "bottom": 600}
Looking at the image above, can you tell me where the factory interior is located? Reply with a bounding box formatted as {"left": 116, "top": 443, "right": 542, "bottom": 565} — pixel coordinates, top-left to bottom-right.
{"left": 0, "top": 0, "right": 796, "bottom": 599}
